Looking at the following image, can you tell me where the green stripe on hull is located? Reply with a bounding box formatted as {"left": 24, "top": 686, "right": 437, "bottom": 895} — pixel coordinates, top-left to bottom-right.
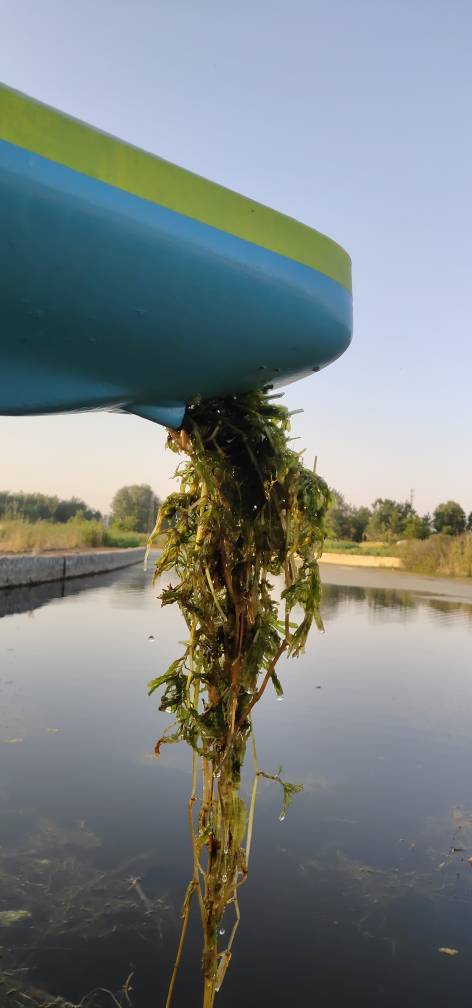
{"left": 0, "top": 82, "right": 351, "bottom": 292}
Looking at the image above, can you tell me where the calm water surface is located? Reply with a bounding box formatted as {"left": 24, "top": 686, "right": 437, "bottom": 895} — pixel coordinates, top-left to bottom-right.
{"left": 1, "top": 562, "right": 472, "bottom": 1007}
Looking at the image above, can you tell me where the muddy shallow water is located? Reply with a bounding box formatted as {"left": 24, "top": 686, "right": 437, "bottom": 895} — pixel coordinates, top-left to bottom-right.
{"left": 1, "top": 562, "right": 472, "bottom": 1007}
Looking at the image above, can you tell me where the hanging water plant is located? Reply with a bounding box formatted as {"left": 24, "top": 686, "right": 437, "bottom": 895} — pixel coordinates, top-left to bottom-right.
{"left": 147, "top": 390, "right": 330, "bottom": 1006}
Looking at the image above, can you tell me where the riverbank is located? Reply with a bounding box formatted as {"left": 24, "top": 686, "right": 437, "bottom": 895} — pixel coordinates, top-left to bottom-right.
{"left": 0, "top": 547, "right": 146, "bottom": 588}
{"left": 319, "top": 561, "right": 472, "bottom": 604}
{"left": 321, "top": 552, "right": 402, "bottom": 569}
{"left": 2, "top": 546, "right": 469, "bottom": 596}
{"left": 0, "top": 517, "right": 145, "bottom": 553}
{"left": 400, "top": 532, "right": 472, "bottom": 578}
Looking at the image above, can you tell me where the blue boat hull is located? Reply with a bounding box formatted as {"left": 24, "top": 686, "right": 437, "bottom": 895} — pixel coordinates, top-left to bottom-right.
{"left": 0, "top": 89, "right": 352, "bottom": 429}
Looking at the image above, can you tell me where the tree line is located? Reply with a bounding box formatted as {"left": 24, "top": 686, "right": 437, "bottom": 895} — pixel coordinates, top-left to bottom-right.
{"left": 2, "top": 485, "right": 470, "bottom": 542}
{"left": 327, "top": 491, "right": 472, "bottom": 542}
{"left": 0, "top": 484, "right": 161, "bottom": 534}
{"left": 0, "top": 491, "right": 102, "bottom": 524}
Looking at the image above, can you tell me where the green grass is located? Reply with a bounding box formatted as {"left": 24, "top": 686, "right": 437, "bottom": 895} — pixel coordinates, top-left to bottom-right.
{"left": 103, "top": 525, "right": 146, "bottom": 548}
{"left": 323, "top": 539, "right": 399, "bottom": 557}
{"left": 0, "top": 518, "right": 146, "bottom": 553}
{"left": 400, "top": 534, "right": 472, "bottom": 578}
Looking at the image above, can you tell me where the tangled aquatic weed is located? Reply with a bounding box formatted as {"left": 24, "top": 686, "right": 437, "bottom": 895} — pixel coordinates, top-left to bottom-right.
{"left": 0, "top": 973, "right": 135, "bottom": 1008}
{"left": 147, "top": 390, "right": 329, "bottom": 1006}
{"left": 0, "top": 813, "right": 173, "bottom": 1008}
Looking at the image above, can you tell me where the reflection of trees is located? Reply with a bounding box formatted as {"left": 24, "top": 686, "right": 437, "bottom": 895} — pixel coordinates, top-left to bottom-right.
{"left": 321, "top": 584, "right": 418, "bottom": 619}
{"left": 365, "top": 588, "right": 418, "bottom": 615}
{"left": 426, "top": 597, "right": 472, "bottom": 625}
{"left": 3, "top": 568, "right": 471, "bottom": 628}
{"left": 321, "top": 583, "right": 366, "bottom": 618}
{"left": 321, "top": 581, "right": 472, "bottom": 625}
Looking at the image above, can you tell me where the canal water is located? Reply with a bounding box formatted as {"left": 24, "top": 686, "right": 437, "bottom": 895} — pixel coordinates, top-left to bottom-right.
{"left": 1, "top": 562, "right": 472, "bottom": 1007}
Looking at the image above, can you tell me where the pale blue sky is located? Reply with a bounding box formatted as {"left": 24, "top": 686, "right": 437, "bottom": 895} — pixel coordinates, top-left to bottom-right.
{"left": 1, "top": 0, "right": 471, "bottom": 516}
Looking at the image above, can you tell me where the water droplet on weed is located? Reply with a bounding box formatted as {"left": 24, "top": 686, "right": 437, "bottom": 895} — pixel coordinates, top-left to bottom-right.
{"left": 277, "top": 695, "right": 284, "bottom": 702}
{"left": 219, "top": 927, "right": 226, "bottom": 936}
{"left": 279, "top": 812, "right": 286, "bottom": 822}
{"left": 214, "top": 769, "right": 221, "bottom": 779}
{"left": 223, "top": 847, "right": 229, "bottom": 855}
{"left": 222, "top": 873, "right": 228, "bottom": 882}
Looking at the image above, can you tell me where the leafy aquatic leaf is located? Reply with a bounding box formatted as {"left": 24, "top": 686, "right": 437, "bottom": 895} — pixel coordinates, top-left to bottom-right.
{"left": 147, "top": 656, "right": 186, "bottom": 695}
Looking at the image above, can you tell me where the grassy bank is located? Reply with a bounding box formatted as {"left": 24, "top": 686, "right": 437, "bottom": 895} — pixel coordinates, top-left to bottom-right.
{"left": 0, "top": 518, "right": 146, "bottom": 553}
{"left": 323, "top": 539, "right": 400, "bottom": 557}
{"left": 3, "top": 522, "right": 470, "bottom": 578}
{"left": 325, "top": 536, "right": 472, "bottom": 578}
{"left": 400, "top": 533, "right": 472, "bottom": 578}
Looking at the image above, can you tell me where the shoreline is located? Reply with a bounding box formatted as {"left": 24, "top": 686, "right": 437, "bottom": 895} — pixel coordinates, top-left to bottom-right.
{"left": 321, "top": 551, "right": 401, "bottom": 569}
{"left": 1, "top": 549, "right": 470, "bottom": 603}
{"left": 319, "top": 561, "right": 472, "bottom": 604}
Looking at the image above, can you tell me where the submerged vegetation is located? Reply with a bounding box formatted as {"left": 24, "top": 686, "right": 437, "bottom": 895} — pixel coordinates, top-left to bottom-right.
{"left": 3, "top": 802, "right": 472, "bottom": 1007}
{"left": 147, "top": 390, "right": 330, "bottom": 1005}
{"left": 0, "top": 812, "right": 172, "bottom": 1008}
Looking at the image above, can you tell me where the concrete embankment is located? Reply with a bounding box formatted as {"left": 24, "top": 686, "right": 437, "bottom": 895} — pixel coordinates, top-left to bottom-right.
{"left": 321, "top": 552, "right": 402, "bottom": 569}
{"left": 0, "top": 547, "right": 146, "bottom": 589}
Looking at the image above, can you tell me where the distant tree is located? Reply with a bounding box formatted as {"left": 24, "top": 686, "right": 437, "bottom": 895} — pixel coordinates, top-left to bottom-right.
{"left": 325, "top": 489, "right": 371, "bottom": 542}
{"left": 0, "top": 491, "right": 101, "bottom": 523}
{"left": 288, "top": 487, "right": 470, "bottom": 544}
{"left": 350, "top": 506, "right": 371, "bottom": 542}
{"left": 111, "top": 484, "right": 160, "bottom": 533}
{"left": 53, "top": 496, "right": 102, "bottom": 522}
{"left": 0, "top": 491, "right": 12, "bottom": 516}
{"left": 433, "top": 501, "right": 466, "bottom": 536}
{"left": 0, "top": 491, "right": 59, "bottom": 521}
{"left": 403, "top": 512, "right": 431, "bottom": 540}
{"left": 366, "top": 498, "right": 417, "bottom": 541}
{"left": 325, "top": 490, "right": 353, "bottom": 540}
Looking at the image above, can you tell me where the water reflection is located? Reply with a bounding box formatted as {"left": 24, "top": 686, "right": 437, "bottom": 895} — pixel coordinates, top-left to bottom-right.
{"left": 0, "top": 568, "right": 137, "bottom": 619}
{"left": 3, "top": 568, "right": 472, "bottom": 627}
{"left": 322, "top": 581, "right": 472, "bottom": 627}
{"left": 1, "top": 564, "right": 472, "bottom": 1006}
